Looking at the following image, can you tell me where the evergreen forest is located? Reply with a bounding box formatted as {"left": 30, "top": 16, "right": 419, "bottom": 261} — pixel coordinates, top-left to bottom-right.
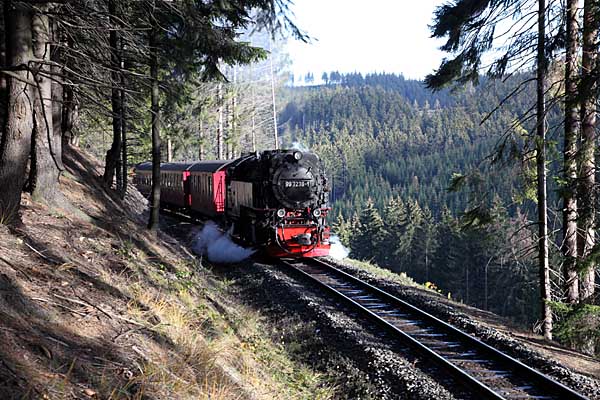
{"left": 279, "top": 73, "right": 546, "bottom": 323}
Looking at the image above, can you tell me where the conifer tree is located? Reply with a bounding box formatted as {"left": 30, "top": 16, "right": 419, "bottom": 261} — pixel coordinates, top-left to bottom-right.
{"left": 0, "top": 2, "right": 34, "bottom": 223}
{"left": 382, "top": 196, "right": 407, "bottom": 267}
{"left": 562, "top": 0, "right": 580, "bottom": 304}
{"left": 332, "top": 213, "right": 351, "bottom": 246}
{"left": 396, "top": 199, "right": 423, "bottom": 276}
{"left": 354, "top": 198, "right": 385, "bottom": 262}
{"left": 348, "top": 211, "right": 362, "bottom": 257}
{"left": 578, "top": 0, "right": 598, "bottom": 302}
{"left": 432, "top": 207, "right": 462, "bottom": 294}
{"left": 412, "top": 205, "right": 438, "bottom": 283}
{"left": 426, "top": 0, "right": 556, "bottom": 339}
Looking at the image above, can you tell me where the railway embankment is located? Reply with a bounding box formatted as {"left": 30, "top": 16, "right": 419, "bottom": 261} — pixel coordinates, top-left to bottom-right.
{"left": 0, "top": 148, "right": 334, "bottom": 399}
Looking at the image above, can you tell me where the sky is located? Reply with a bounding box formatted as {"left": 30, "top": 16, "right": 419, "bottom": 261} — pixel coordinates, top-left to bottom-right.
{"left": 286, "top": 0, "right": 447, "bottom": 82}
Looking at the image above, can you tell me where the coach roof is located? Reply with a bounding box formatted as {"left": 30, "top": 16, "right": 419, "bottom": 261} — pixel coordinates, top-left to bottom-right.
{"left": 135, "top": 161, "right": 231, "bottom": 172}
{"left": 188, "top": 160, "right": 232, "bottom": 173}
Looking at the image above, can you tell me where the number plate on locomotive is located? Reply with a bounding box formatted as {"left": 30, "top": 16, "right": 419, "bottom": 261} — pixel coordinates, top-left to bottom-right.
{"left": 284, "top": 180, "right": 311, "bottom": 188}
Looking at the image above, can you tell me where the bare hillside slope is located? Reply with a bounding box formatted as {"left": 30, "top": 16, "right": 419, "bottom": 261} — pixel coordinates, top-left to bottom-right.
{"left": 0, "top": 147, "right": 332, "bottom": 400}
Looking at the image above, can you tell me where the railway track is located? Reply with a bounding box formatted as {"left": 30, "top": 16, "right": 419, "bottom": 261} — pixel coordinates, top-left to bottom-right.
{"left": 282, "top": 257, "right": 588, "bottom": 400}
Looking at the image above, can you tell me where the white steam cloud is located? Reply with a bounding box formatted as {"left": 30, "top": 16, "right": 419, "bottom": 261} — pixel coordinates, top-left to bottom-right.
{"left": 329, "top": 235, "right": 349, "bottom": 260}
{"left": 193, "top": 221, "right": 255, "bottom": 263}
{"left": 290, "top": 142, "right": 310, "bottom": 152}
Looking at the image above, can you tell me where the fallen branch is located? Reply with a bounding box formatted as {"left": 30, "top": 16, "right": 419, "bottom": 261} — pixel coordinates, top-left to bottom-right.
{"left": 31, "top": 296, "right": 88, "bottom": 317}
{"left": 73, "top": 290, "right": 115, "bottom": 320}
{"left": 53, "top": 292, "right": 145, "bottom": 327}
{"left": 23, "top": 242, "right": 61, "bottom": 265}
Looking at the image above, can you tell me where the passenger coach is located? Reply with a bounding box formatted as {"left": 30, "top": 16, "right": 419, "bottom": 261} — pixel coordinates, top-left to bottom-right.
{"left": 133, "top": 161, "right": 230, "bottom": 214}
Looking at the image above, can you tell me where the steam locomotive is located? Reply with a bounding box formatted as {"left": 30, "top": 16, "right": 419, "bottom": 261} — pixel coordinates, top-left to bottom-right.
{"left": 134, "top": 149, "right": 331, "bottom": 257}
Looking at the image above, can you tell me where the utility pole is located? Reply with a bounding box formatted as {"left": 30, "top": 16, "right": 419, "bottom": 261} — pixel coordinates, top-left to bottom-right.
{"left": 269, "top": 37, "right": 278, "bottom": 149}
{"left": 536, "top": 0, "right": 552, "bottom": 340}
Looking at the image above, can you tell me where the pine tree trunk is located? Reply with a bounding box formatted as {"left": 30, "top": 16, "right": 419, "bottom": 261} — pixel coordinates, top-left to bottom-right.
{"left": 120, "top": 44, "right": 127, "bottom": 199}
{"left": 562, "top": 0, "right": 579, "bottom": 304}
{"left": 61, "top": 34, "right": 77, "bottom": 147}
{"left": 147, "top": 25, "right": 161, "bottom": 231}
{"left": 269, "top": 38, "right": 278, "bottom": 149}
{"left": 116, "top": 145, "right": 122, "bottom": 190}
{"left": 0, "top": 3, "right": 34, "bottom": 224}
{"left": 251, "top": 86, "right": 256, "bottom": 152}
{"left": 198, "top": 116, "right": 204, "bottom": 160}
{"left": 537, "top": 0, "right": 552, "bottom": 340}
{"left": 226, "top": 92, "right": 233, "bottom": 159}
{"left": 120, "top": 94, "right": 127, "bottom": 197}
{"left": 251, "top": 111, "right": 256, "bottom": 152}
{"left": 61, "top": 83, "right": 77, "bottom": 146}
{"left": 0, "top": 3, "right": 7, "bottom": 132}
{"left": 250, "top": 63, "right": 256, "bottom": 152}
{"left": 579, "top": 0, "right": 598, "bottom": 302}
{"left": 103, "top": 0, "right": 122, "bottom": 189}
{"left": 167, "top": 137, "right": 172, "bottom": 162}
{"left": 232, "top": 67, "right": 237, "bottom": 156}
{"left": 30, "top": 5, "right": 60, "bottom": 204}
{"left": 217, "top": 82, "right": 223, "bottom": 159}
{"left": 51, "top": 18, "right": 63, "bottom": 171}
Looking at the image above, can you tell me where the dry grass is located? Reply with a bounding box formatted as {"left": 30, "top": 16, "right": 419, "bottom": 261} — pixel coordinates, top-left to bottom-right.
{"left": 340, "top": 258, "right": 420, "bottom": 287}
{"left": 95, "top": 240, "right": 336, "bottom": 399}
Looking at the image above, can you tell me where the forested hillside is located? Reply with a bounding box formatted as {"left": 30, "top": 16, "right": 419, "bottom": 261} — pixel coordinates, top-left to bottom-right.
{"left": 280, "top": 73, "right": 535, "bottom": 218}
{"left": 277, "top": 73, "right": 559, "bottom": 326}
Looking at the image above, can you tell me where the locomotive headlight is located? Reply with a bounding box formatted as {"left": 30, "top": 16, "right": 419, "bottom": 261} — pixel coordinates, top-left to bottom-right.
{"left": 312, "top": 208, "right": 322, "bottom": 217}
{"left": 293, "top": 151, "right": 303, "bottom": 161}
{"left": 277, "top": 209, "right": 286, "bottom": 218}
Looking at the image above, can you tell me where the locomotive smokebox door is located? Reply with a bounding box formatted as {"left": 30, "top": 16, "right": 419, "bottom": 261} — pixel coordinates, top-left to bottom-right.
{"left": 272, "top": 165, "right": 318, "bottom": 209}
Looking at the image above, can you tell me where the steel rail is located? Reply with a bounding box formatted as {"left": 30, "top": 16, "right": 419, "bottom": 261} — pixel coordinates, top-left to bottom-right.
{"left": 281, "top": 258, "right": 588, "bottom": 400}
